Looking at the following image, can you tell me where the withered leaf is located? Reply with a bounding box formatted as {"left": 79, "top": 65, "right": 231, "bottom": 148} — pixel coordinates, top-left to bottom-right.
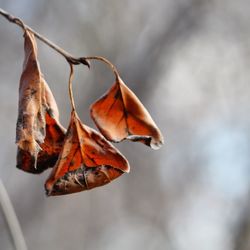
{"left": 90, "top": 77, "right": 164, "bottom": 149}
{"left": 34, "top": 81, "right": 66, "bottom": 172}
{"left": 16, "top": 29, "right": 65, "bottom": 174}
{"left": 45, "top": 111, "right": 130, "bottom": 196}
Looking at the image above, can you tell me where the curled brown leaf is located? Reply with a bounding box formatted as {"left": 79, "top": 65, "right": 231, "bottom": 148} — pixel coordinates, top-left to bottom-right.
{"left": 16, "top": 30, "right": 65, "bottom": 174}
{"left": 45, "top": 111, "right": 129, "bottom": 196}
{"left": 90, "top": 77, "right": 164, "bottom": 149}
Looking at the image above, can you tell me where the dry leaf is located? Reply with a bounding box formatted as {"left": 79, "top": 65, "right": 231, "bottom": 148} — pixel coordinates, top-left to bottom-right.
{"left": 90, "top": 77, "right": 164, "bottom": 149}
{"left": 34, "top": 81, "right": 65, "bottom": 172}
{"left": 16, "top": 30, "right": 65, "bottom": 173}
{"left": 45, "top": 111, "right": 129, "bottom": 196}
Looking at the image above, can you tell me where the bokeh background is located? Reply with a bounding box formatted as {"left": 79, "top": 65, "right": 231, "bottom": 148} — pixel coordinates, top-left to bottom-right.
{"left": 0, "top": 1, "right": 250, "bottom": 250}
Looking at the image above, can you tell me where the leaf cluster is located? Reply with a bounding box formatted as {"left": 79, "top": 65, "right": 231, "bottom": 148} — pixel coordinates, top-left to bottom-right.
{"left": 16, "top": 29, "right": 163, "bottom": 196}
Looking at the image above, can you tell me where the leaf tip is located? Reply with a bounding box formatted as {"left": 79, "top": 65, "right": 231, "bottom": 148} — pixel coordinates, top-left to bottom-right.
{"left": 150, "top": 133, "right": 164, "bottom": 150}
{"left": 150, "top": 138, "right": 164, "bottom": 150}
{"left": 123, "top": 161, "right": 130, "bottom": 173}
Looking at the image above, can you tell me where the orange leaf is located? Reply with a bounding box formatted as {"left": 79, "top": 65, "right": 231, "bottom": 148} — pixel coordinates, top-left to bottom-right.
{"left": 35, "top": 81, "right": 66, "bottom": 172}
{"left": 45, "top": 111, "right": 129, "bottom": 196}
{"left": 16, "top": 30, "right": 65, "bottom": 173}
{"left": 90, "top": 77, "right": 164, "bottom": 149}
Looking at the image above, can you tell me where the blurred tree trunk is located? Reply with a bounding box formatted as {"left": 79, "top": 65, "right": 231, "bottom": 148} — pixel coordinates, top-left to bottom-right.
{"left": 233, "top": 196, "right": 250, "bottom": 250}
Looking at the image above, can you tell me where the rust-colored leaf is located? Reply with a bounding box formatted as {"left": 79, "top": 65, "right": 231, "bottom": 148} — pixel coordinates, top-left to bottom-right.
{"left": 90, "top": 77, "right": 164, "bottom": 149}
{"left": 16, "top": 30, "right": 65, "bottom": 174}
{"left": 45, "top": 111, "right": 130, "bottom": 196}
{"left": 35, "top": 81, "right": 66, "bottom": 172}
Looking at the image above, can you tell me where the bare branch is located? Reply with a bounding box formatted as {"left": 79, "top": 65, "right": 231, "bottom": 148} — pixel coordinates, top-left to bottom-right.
{"left": 0, "top": 179, "right": 27, "bottom": 250}
{"left": 0, "top": 8, "right": 90, "bottom": 67}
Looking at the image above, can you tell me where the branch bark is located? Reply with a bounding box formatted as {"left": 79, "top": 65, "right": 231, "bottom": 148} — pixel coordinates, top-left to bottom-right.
{"left": 0, "top": 8, "right": 90, "bottom": 67}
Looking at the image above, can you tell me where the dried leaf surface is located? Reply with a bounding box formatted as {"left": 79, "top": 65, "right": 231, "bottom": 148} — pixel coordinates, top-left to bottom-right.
{"left": 45, "top": 111, "right": 130, "bottom": 196}
{"left": 90, "top": 77, "right": 164, "bottom": 149}
{"left": 16, "top": 30, "right": 65, "bottom": 173}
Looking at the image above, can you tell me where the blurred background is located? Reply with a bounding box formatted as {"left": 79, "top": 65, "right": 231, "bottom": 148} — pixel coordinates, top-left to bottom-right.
{"left": 0, "top": 0, "right": 250, "bottom": 250}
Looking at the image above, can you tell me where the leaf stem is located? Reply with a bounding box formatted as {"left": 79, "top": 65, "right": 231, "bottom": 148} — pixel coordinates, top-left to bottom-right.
{"left": 0, "top": 8, "right": 90, "bottom": 67}
{"left": 68, "top": 63, "right": 76, "bottom": 111}
{"left": 84, "top": 56, "right": 120, "bottom": 80}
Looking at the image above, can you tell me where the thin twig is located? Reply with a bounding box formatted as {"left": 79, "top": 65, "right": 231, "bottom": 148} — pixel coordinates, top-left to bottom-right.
{"left": 0, "top": 8, "right": 90, "bottom": 67}
{"left": 0, "top": 8, "right": 124, "bottom": 80}
{"left": 0, "top": 179, "right": 28, "bottom": 250}
{"left": 85, "top": 56, "right": 120, "bottom": 80}
{"left": 68, "top": 63, "right": 76, "bottom": 111}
